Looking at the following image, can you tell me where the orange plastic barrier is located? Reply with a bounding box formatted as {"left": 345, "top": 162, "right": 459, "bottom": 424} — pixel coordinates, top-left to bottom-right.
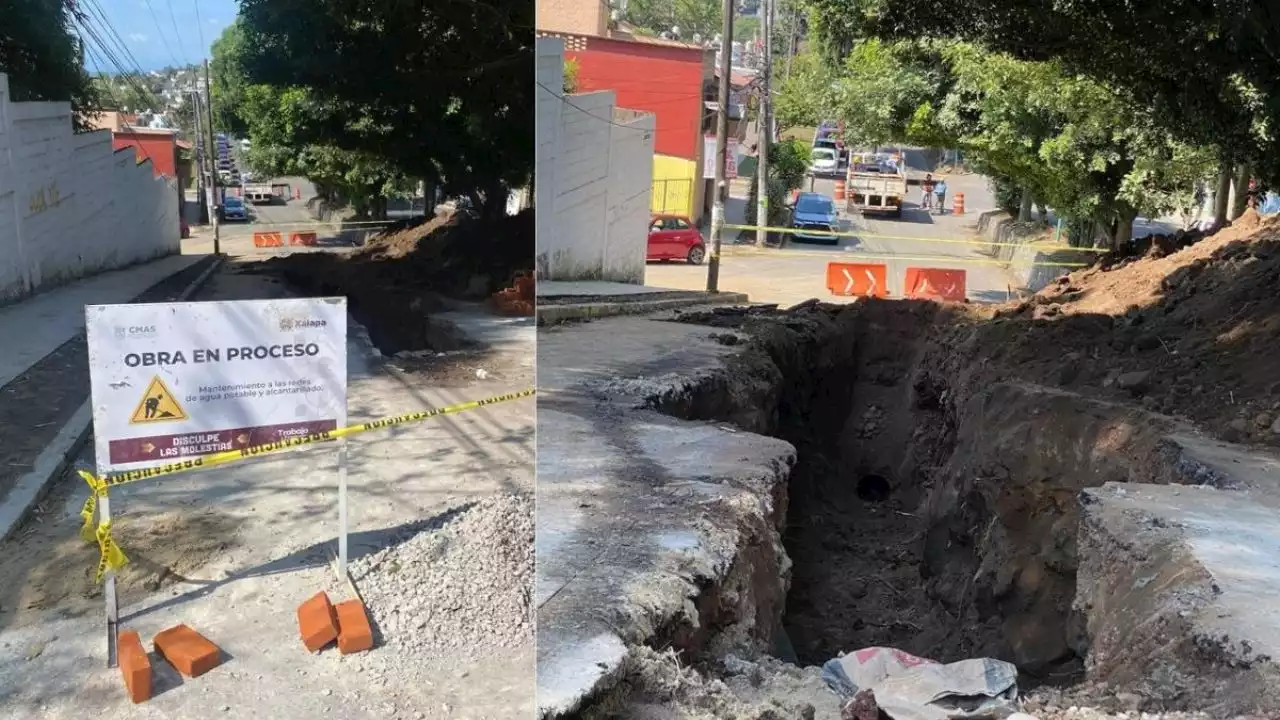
{"left": 904, "top": 267, "right": 966, "bottom": 302}
{"left": 834, "top": 180, "right": 847, "bottom": 201}
{"left": 826, "top": 262, "right": 889, "bottom": 298}
{"left": 953, "top": 192, "right": 965, "bottom": 215}
{"left": 252, "top": 231, "right": 283, "bottom": 248}
{"left": 289, "top": 231, "right": 318, "bottom": 247}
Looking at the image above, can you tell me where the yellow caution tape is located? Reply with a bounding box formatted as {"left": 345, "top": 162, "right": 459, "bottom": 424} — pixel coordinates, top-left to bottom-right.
{"left": 721, "top": 223, "right": 1108, "bottom": 253}
{"left": 77, "top": 388, "right": 535, "bottom": 582}
{"left": 719, "top": 245, "right": 1090, "bottom": 268}
{"left": 95, "top": 520, "right": 129, "bottom": 584}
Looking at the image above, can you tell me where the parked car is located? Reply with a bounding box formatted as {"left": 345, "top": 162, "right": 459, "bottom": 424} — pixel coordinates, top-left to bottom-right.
{"left": 647, "top": 214, "right": 705, "bottom": 264}
{"left": 790, "top": 192, "right": 840, "bottom": 245}
{"left": 220, "top": 196, "right": 248, "bottom": 222}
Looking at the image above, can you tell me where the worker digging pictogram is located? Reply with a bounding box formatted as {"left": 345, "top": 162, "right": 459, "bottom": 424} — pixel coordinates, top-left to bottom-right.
{"left": 128, "top": 376, "right": 188, "bottom": 424}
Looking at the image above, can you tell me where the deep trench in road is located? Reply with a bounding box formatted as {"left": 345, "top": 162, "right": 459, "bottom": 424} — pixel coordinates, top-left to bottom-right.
{"left": 659, "top": 302, "right": 1088, "bottom": 688}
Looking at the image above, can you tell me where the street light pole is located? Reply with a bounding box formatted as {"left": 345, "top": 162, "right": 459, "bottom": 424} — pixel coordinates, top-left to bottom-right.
{"left": 203, "top": 59, "right": 220, "bottom": 255}
{"left": 707, "top": 0, "right": 735, "bottom": 292}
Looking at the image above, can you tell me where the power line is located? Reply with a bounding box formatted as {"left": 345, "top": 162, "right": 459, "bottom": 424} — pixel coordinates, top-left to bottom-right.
{"left": 535, "top": 81, "right": 654, "bottom": 131}
{"left": 141, "top": 0, "right": 183, "bottom": 69}
{"left": 165, "top": 0, "right": 187, "bottom": 65}
{"left": 192, "top": 0, "right": 206, "bottom": 59}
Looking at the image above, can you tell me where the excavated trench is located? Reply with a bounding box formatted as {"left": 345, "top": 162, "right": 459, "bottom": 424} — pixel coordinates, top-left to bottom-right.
{"left": 647, "top": 300, "right": 1157, "bottom": 690}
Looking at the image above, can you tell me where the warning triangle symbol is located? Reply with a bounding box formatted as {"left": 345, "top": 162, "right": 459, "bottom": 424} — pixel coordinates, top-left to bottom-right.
{"left": 130, "top": 376, "right": 188, "bottom": 424}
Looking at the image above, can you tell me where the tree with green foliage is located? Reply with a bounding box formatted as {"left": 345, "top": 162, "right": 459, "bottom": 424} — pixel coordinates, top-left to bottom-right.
{"left": 1, "top": 0, "right": 101, "bottom": 128}
{"left": 211, "top": 0, "right": 532, "bottom": 220}
{"left": 746, "top": 139, "right": 811, "bottom": 231}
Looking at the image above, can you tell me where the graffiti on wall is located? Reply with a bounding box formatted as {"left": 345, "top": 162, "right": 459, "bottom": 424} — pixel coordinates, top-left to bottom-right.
{"left": 28, "top": 182, "right": 63, "bottom": 216}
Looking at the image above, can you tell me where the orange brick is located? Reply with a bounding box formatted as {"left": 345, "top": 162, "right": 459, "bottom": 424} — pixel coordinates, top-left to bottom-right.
{"left": 334, "top": 600, "right": 374, "bottom": 655}
{"left": 118, "top": 630, "right": 151, "bottom": 703}
{"left": 297, "top": 591, "right": 339, "bottom": 652}
{"left": 153, "top": 624, "right": 222, "bottom": 677}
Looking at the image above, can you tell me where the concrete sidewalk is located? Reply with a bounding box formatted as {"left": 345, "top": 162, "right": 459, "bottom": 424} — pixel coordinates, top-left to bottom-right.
{"left": 536, "top": 314, "right": 793, "bottom": 715}
{"left": 0, "top": 254, "right": 204, "bottom": 389}
{"left": 0, "top": 253, "right": 217, "bottom": 544}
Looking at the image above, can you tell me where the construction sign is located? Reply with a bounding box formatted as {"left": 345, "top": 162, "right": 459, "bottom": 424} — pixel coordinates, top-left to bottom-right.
{"left": 905, "top": 267, "right": 967, "bottom": 302}
{"left": 85, "top": 298, "right": 348, "bottom": 473}
{"left": 129, "top": 376, "right": 188, "bottom": 424}
{"left": 826, "top": 262, "right": 889, "bottom": 298}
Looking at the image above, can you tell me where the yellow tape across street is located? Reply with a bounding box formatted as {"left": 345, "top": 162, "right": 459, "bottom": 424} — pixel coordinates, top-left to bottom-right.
{"left": 77, "top": 387, "right": 536, "bottom": 582}
{"left": 720, "top": 245, "right": 1090, "bottom": 268}
{"left": 721, "top": 223, "right": 1109, "bottom": 253}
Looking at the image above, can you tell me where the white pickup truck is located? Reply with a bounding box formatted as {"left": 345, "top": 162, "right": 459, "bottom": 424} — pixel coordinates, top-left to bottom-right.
{"left": 244, "top": 183, "right": 274, "bottom": 204}
{"left": 845, "top": 153, "right": 907, "bottom": 218}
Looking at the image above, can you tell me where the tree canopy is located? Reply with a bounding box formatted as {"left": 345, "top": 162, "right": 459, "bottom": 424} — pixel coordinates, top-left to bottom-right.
{"left": 0, "top": 0, "right": 100, "bottom": 128}
{"left": 212, "top": 0, "right": 532, "bottom": 218}
{"left": 803, "top": 0, "right": 1275, "bottom": 182}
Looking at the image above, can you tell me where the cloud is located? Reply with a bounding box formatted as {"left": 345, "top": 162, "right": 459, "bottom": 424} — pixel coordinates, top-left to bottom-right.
{"left": 208, "top": 18, "right": 221, "bottom": 25}
{"left": 127, "top": 32, "right": 149, "bottom": 43}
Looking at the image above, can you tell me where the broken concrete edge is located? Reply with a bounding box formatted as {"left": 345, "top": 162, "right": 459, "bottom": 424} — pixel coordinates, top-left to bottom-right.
{"left": 0, "top": 253, "right": 223, "bottom": 544}
{"left": 536, "top": 292, "right": 751, "bottom": 325}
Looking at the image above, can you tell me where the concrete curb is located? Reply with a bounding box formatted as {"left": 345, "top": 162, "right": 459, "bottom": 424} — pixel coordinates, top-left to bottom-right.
{"left": 0, "top": 254, "right": 223, "bottom": 544}
{"left": 537, "top": 292, "right": 751, "bottom": 325}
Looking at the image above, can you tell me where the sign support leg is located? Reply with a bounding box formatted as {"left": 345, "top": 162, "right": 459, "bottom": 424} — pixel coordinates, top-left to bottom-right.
{"left": 337, "top": 437, "right": 349, "bottom": 581}
{"left": 101, "top": 492, "right": 119, "bottom": 669}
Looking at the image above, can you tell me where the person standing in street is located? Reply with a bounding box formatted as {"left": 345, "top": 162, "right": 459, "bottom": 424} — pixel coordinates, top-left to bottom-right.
{"left": 921, "top": 174, "right": 935, "bottom": 210}
{"left": 934, "top": 178, "right": 948, "bottom": 214}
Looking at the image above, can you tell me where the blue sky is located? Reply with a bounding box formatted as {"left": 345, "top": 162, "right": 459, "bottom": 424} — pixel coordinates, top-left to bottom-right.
{"left": 85, "top": 0, "right": 239, "bottom": 72}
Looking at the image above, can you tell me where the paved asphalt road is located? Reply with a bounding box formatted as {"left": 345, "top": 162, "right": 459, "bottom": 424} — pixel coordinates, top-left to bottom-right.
{"left": 648, "top": 148, "right": 1026, "bottom": 306}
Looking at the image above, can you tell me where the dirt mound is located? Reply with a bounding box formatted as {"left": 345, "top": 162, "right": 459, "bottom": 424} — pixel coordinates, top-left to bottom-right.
{"left": 929, "top": 211, "right": 1280, "bottom": 447}
{"left": 262, "top": 209, "right": 534, "bottom": 354}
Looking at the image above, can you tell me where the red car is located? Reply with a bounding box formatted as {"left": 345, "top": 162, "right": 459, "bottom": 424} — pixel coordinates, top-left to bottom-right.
{"left": 647, "top": 214, "right": 706, "bottom": 265}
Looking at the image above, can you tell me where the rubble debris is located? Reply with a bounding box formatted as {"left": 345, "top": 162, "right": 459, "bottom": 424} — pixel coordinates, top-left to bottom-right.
{"left": 489, "top": 271, "right": 534, "bottom": 316}
{"left": 821, "top": 647, "right": 1018, "bottom": 720}
{"left": 351, "top": 495, "right": 533, "bottom": 662}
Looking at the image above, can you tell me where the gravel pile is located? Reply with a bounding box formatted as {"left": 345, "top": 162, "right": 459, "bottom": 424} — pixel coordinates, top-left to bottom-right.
{"left": 352, "top": 494, "right": 534, "bottom": 661}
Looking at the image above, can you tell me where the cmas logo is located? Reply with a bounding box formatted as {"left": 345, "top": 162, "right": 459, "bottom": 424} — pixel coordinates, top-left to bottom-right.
{"left": 279, "top": 317, "right": 327, "bottom": 331}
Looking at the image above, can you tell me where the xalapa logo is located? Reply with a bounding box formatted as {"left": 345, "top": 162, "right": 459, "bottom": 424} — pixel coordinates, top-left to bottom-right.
{"left": 279, "top": 317, "right": 328, "bottom": 331}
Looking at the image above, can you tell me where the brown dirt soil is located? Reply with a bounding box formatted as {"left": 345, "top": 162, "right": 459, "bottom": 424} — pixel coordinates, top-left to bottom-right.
{"left": 0, "top": 471, "right": 241, "bottom": 631}
{"left": 259, "top": 209, "right": 533, "bottom": 354}
{"left": 924, "top": 210, "right": 1280, "bottom": 446}
{"left": 662, "top": 213, "right": 1280, "bottom": 709}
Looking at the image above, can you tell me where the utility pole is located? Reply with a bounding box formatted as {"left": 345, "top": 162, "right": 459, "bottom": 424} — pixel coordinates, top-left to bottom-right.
{"left": 191, "top": 91, "right": 207, "bottom": 224}
{"left": 707, "top": 0, "right": 735, "bottom": 292}
{"left": 785, "top": 6, "right": 798, "bottom": 80}
{"left": 203, "top": 59, "right": 220, "bottom": 255}
{"left": 755, "top": 0, "right": 772, "bottom": 247}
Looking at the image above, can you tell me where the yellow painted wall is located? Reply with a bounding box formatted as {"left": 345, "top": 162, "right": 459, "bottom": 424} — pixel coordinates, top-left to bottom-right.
{"left": 650, "top": 155, "right": 698, "bottom": 219}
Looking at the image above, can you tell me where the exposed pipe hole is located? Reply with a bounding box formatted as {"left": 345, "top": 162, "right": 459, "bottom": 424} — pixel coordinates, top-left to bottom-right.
{"left": 856, "top": 473, "right": 891, "bottom": 502}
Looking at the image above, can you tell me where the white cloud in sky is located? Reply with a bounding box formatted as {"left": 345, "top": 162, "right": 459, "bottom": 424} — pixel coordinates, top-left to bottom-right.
{"left": 209, "top": 18, "right": 221, "bottom": 24}
{"left": 128, "top": 32, "right": 149, "bottom": 43}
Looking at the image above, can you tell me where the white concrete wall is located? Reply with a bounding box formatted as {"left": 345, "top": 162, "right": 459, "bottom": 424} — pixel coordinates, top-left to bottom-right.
{"left": 0, "top": 73, "right": 180, "bottom": 304}
{"left": 536, "top": 38, "right": 655, "bottom": 283}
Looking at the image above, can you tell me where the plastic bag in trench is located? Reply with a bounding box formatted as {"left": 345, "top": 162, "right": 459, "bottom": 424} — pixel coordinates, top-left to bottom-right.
{"left": 821, "top": 647, "right": 1018, "bottom": 720}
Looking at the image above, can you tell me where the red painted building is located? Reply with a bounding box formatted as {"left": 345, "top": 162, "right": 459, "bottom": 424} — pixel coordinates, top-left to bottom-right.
{"left": 111, "top": 128, "right": 179, "bottom": 179}
{"left": 560, "top": 32, "right": 711, "bottom": 160}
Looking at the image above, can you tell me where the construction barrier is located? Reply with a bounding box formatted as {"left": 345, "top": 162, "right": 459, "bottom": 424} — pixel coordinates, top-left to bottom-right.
{"left": 826, "top": 262, "right": 889, "bottom": 297}
{"left": 953, "top": 192, "right": 965, "bottom": 215}
{"left": 289, "top": 231, "right": 318, "bottom": 247}
{"left": 252, "top": 231, "right": 283, "bottom": 248}
{"left": 834, "top": 180, "right": 847, "bottom": 201}
{"left": 905, "top": 267, "right": 967, "bottom": 302}
{"left": 78, "top": 388, "right": 536, "bottom": 582}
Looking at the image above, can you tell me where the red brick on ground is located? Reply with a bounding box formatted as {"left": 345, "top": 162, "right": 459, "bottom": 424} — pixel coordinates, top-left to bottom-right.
{"left": 297, "top": 591, "right": 339, "bottom": 652}
{"left": 334, "top": 599, "right": 374, "bottom": 655}
{"left": 118, "top": 630, "right": 152, "bottom": 703}
{"left": 153, "top": 624, "right": 222, "bottom": 677}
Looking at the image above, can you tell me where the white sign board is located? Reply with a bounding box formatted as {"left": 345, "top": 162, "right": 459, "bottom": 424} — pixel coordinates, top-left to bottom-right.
{"left": 85, "top": 298, "right": 348, "bottom": 473}
{"left": 703, "top": 135, "right": 740, "bottom": 180}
